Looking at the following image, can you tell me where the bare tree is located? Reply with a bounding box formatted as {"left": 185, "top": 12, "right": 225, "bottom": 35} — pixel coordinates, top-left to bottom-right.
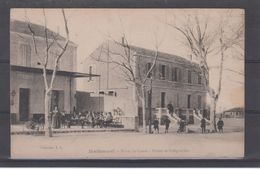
{"left": 166, "top": 14, "right": 217, "bottom": 130}
{"left": 25, "top": 9, "right": 70, "bottom": 137}
{"left": 215, "top": 15, "right": 244, "bottom": 119}
{"left": 91, "top": 34, "right": 160, "bottom": 133}
{"left": 166, "top": 12, "right": 244, "bottom": 131}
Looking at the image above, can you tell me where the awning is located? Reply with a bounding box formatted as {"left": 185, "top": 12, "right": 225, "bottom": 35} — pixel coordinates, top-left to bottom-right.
{"left": 11, "top": 65, "right": 100, "bottom": 78}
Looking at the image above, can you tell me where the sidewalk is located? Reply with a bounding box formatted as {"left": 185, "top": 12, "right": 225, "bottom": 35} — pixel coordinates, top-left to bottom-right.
{"left": 11, "top": 122, "right": 243, "bottom": 135}
{"left": 11, "top": 124, "right": 136, "bottom": 135}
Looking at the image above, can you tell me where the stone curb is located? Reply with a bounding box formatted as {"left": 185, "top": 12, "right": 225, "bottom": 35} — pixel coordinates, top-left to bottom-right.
{"left": 11, "top": 128, "right": 136, "bottom": 135}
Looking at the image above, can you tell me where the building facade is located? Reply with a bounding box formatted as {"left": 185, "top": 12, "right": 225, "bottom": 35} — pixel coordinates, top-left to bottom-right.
{"left": 80, "top": 40, "right": 208, "bottom": 126}
{"left": 10, "top": 20, "right": 79, "bottom": 123}
{"left": 222, "top": 107, "right": 244, "bottom": 118}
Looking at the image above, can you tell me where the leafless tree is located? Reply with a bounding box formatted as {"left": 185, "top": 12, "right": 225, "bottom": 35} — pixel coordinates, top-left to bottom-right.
{"left": 91, "top": 34, "right": 161, "bottom": 133}
{"left": 166, "top": 14, "right": 216, "bottom": 130}
{"left": 166, "top": 12, "right": 244, "bottom": 131}
{"left": 214, "top": 15, "right": 244, "bottom": 126}
{"left": 25, "top": 9, "right": 70, "bottom": 137}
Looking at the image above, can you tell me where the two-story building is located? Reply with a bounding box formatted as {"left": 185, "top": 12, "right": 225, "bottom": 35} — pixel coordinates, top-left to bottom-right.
{"left": 79, "top": 40, "right": 208, "bottom": 126}
{"left": 10, "top": 20, "right": 95, "bottom": 123}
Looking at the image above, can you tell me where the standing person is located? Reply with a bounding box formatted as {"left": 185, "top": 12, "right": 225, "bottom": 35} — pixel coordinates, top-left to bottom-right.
{"left": 56, "top": 110, "right": 61, "bottom": 129}
{"left": 217, "top": 117, "right": 224, "bottom": 133}
{"left": 153, "top": 118, "right": 159, "bottom": 134}
{"left": 52, "top": 106, "right": 59, "bottom": 129}
{"left": 60, "top": 111, "right": 66, "bottom": 128}
{"left": 80, "top": 113, "right": 86, "bottom": 129}
{"left": 201, "top": 117, "right": 206, "bottom": 133}
{"left": 178, "top": 118, "right": 186, "bottom": 133}
{"left": 167, "top": 103, "right": 174, "bottom": 117}
{"left": 164, "top": 117, "right": 171, "bottom": 133}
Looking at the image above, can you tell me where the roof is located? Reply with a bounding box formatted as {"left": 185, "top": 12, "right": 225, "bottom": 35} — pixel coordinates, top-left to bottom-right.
{"left": 224, "top": 107, "right": 244, "bottom": 113}
{"left": 10, "top": 20, "right": 76, "bottom": 45}
{"left": 129, "top": 45, "right": 196, "bottom": 66}
{"left": 11, "top": 65, "right": 100, "bottom": 78}
{"left": 90, "top": 40, "right": 201, "bottom": 69}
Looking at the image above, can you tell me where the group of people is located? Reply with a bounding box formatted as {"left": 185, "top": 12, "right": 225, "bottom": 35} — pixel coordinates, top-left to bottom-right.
{"left": 151, "top": 116, "right": 225, "bottom": 134}
{"left": 50, "top": 106, "right": 115, "bottom": 129}
{"left": 200, "top": 117, "right": 224, "bottom": 133}
{"left": 152, "top": 117, "right": 171, "bottom": 134}
{"left": 51, "top": 106, "right": 65, "bottom": 129}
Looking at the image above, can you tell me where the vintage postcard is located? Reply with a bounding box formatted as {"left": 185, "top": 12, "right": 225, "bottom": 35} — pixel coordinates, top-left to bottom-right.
{"left": 10, "top": 8, "right": 244, "bottom": 159}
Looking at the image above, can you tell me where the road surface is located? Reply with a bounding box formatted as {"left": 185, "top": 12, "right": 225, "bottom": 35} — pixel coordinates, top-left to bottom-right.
{"left": 11, "top": 131, "right": 244, "bottom": 159}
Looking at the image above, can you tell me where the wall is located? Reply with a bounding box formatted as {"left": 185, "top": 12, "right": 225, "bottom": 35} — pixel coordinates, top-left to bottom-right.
{"left": 79, "top": 41, "right": 138, "bottom": 117}
{"left": 10, "top": 70, "right": 76, "bottom": 122}
{"left": 10, "top": 25, "right": 78, "bottom": 123}
{"left": 10, "top": 32, "right": 77, "bottom": 72}
{"left": 76, "top": 91, "right": 104, "bottom": 112}
{"left": 79, "top": 41, "right": 207, "bottom": 126}
{"left": 137, "top": 53, "right": 207, "bottom": 111}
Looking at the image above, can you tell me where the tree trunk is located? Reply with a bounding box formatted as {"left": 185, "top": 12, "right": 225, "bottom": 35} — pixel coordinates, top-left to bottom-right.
{"left": 141, "top": 84, "right": 146, "bottom": 133}
{"left": 44, "top": 91, "right": 52, "bottom": 137}
{"left": 212, "top": 98, "right": 218, "bottom": 132}
{"left": 209, "top": 94, "right": 216, "bottom": 132}
{"left": 133, "top": 83, "right": 139, "bottom": 131}
{"left": 210, "top": 34, "right": 225, "bottom": 133}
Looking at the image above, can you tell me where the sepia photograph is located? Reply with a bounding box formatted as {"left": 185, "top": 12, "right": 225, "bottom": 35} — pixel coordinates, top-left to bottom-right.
{"left": 10, "top": 8, "right": 244, "bottom": 159}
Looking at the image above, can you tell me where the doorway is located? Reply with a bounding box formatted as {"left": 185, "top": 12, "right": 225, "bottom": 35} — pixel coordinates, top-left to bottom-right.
{"left": 19, "top": 88, "right": 30, "bottom": 121}
{"left": 187, "top": 95, "right": 191, "bottom": 109}
{"left": 50, "top": 90, "right": 64, "bottom": 112}
{"left": 161, "top": 92, "right": 166, "bottom": 108}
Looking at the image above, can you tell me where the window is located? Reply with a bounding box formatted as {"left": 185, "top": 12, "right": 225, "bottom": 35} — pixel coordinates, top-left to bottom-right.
{"left": 172, "top": 67, "right": 182, "bottom": 82}
{"left": 198, "top": 95, "right": 202, "bottom": 109}
{"left": 188, "top": 70, "right": 192, "bottom": 83}
{"left": 146, "top": 62, "right": 152, "bottom": 78}
{"left": 146, "top": 90, "right": 152, "bottom": 108}
{"left": 178, "top": 68, "right": 182, "bottom": 82}
{"left": 108, "top": 91, "right": 114, "bottom": 96}
{"left": 99, "top": 91, "right": 105, "bottom": 95}
{"left": 172, "top": 67, "right": 177, "bottom": 81}
{"left": 159, "top": 64, "right": 166, "bottom": 80}
{"left": 161, "top": 92, "right": 166, "bottom": 108}
{"left": 198, "top": 74, "right": 202, "bottom": 84}
{"left": 187, "top": 95, "right": 191, "bottom": 109}
{"left": 19, "top": 44, "right": 31, "bottom": 66}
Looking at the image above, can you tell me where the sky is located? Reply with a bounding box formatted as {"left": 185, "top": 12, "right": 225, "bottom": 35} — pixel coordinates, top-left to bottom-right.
{"left": 10, "top": 8, "right": 244, "bottom": 112}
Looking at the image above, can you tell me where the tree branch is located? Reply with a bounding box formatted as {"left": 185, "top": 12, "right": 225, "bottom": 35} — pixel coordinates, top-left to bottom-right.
{"left": 49, "top": 9, "right": 70, "bottom": 89}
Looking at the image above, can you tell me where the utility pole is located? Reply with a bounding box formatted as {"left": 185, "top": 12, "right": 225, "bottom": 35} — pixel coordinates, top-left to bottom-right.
{"left": 148, "top": 76, "right": 153, "bottom": 134}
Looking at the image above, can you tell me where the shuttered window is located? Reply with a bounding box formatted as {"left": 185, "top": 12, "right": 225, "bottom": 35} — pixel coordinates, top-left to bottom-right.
{"left": 172, "top": 67, "right": 182, "bottom": 82}
{"left": 159, "top": 64, "right": 166, "bottom": 80}
{"left": 198, "top": 95, "right": 202, "bottom": 109}
{"left": 19, "top": 44, "right": 31, "bottom": 66}
{"left": 198, "top": 74, "right": 202, "bottom": 84}
{"left": 188, "top": 70, "right": 192, "bottom": 83}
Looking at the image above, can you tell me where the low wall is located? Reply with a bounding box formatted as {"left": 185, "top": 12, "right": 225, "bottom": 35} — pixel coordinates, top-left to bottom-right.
{"left": 120, "top": 116, "right": 139, "bottom": 131}
{"left": 222, "top": 117, "right": 244, "bottom": 132}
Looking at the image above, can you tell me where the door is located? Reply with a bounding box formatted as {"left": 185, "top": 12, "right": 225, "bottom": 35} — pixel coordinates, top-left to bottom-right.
{"left": 161, "top": 92, "right": 166, "bottom": 108}
{"left": 51, "top": 90, "right": 64, "bottom": 112}
{"left": 19, "top": 88, "right": 30, "bottom": 121}
{"left": 187, "top": 95, "right": 191, "bottom": 109}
